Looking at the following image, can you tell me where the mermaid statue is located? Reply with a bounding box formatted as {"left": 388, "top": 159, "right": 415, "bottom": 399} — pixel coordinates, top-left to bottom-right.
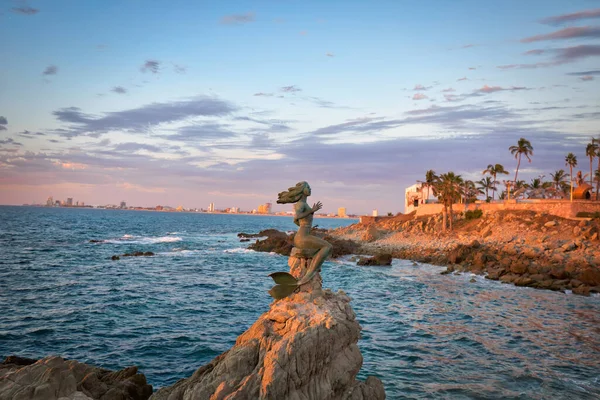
{"left": 268, "top": 182, "right": 332, "bottom": 299}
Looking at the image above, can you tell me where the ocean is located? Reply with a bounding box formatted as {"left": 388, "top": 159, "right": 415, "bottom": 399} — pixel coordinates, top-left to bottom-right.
{"left": 0, "top": 206, "right": 599, "bottom": 399}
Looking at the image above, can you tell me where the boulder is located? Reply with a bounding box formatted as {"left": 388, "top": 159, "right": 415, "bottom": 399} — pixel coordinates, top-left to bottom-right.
{"left": 510, "top": 261, "right": 528, "bottom": 275}
{"left": 0, "top": 356, "right": 152, "bottom": 400}
{"left": 361, "top": 225, "right": 381, "bottom": 242}
{"left": 357, "top": 253, "right": 392, "bottom": 266}
{"left": 544, "top": 221, "right": 557, "bottom": 227}
{"left": 150, "top": 264, "right": 385, "bottom": 400}
{"left": 248, "top": 230, "right": 293, "bottom": 256}
{"left": 577, "top": 268, "right": 600, "bottom": 286}
{"left": 572, "top": 285, "right": 590, "bottom": 296}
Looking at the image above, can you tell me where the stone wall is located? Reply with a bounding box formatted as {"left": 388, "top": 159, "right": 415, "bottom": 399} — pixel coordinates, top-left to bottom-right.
{"left": 411, "top": 200, "right": 600, "bottom": 219}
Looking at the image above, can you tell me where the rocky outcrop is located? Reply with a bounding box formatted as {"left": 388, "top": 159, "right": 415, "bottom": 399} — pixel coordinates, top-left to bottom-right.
{"left": 0, "top": 356, "right": 152, "bottom": 400}
{"left": 248, "top": 230, "right": 293, "bottom": 256}
{"left": 357, "top": 253, "right": 392, "bottom": 266}
{"left": 247, "top": 230, "right": 360, "bottom": 259}
{"left": 151, "top": 261, "right": 385, "bottom": 400}
{"left": 112, "top": 252, "right": 155, "bottom": 260}
{"left": 330, "top": 210, "right": 600, "bottom": 296}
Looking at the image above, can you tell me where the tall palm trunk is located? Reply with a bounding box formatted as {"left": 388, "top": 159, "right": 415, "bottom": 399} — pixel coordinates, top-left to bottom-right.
{"left": 514, "top": 155, "right": 521, "bottom": 182}
{"left": 442, "top": 206, "right": 447, "bottom": 232}
{"left": 597, "top": 158, "right": 600, "bottom": 199}
{"left": 492, "top": 172, "right": 496, "bottom": 200}
{"left": 590, "top": 157, "right": 594, "bottom": 187}
{"left": 569, "top": 165, "right": 573, "bottom": 202}
{"left": 448, "top": 202, "right": 454, "bottom": 231}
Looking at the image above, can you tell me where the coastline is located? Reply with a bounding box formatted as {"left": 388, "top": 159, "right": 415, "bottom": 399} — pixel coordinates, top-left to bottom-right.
{"left": 328, "top": 210, "right": 600, "bottom": 296}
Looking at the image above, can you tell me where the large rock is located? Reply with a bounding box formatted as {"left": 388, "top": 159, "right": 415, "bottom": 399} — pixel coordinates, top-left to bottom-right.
{"left": 248, "top": 230, "right": 293, "bottom": 256}
{"left": 0, "top": 356, "right": 152, "bottom": 400}
{"left": 360, "top": 225, "right": 381, "bottom": 242}
{"left": 151, "top": 262, "right": 385, "bottom": 400}
{"left": 357, "top": 253, "right": 392, "bottom": 266}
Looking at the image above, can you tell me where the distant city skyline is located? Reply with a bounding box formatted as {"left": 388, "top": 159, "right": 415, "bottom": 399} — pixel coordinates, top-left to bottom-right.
{"left": 1, "top": 1, "right": 599, "bottom": 214}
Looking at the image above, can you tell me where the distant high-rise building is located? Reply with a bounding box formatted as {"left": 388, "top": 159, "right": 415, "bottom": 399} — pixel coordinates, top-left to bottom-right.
{"left": 120, "top": 201, "right": 127, "bottom": 209}
{"left": 66, "top": 198, "right": 73, "bottom": 206}
{"left": 55, "top": 200, "right": 61, "bottom": 207}
{"left": 372, "top": 209, "right": 378, "bottom": 217}
{"left": 46, "top": 196, "right": 54, "bottom": 207}
{"left": 257, "top": 202, "right": 272, "bottom": 214}
{"left": 338, "top": 207, "right": 347, "bottom": 218}
{"left": 208, "top": 202, "right": 215, "bottom": 212}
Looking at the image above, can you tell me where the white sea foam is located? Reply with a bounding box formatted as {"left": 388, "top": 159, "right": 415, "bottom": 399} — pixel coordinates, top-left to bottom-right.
{"left": 224, "top": 248, "right": 255, "bottom": 254}
{"left": 103, "top": 235, "right": 183, "bottom": 244}
{"left": 158, "top": 249, "right": 200, "bottom": 257}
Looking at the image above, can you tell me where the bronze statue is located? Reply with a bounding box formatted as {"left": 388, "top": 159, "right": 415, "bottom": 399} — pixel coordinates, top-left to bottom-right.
{"left": 268, "top": 182, "right": 332, "bottom": 299}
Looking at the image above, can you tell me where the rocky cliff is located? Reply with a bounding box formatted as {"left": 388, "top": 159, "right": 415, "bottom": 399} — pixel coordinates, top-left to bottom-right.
{"left": 0, "top": 355, "right": 152, "bottom": 400}
{"left": 151, "top": 262, "right": 385, "bottom": 400}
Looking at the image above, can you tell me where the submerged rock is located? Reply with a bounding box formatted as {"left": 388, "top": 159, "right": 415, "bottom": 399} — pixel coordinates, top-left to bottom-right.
{"left": 0, "top": 356, "right": 152, "bottom": 400}
{"left": 151, "top": 262, "right": 385, "bottom": 400}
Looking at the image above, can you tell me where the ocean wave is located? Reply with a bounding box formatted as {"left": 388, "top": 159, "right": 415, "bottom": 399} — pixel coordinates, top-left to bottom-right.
{"left": 223, "top": 248, "right": 255, "bottom": 254}
{"left": 102, "top": 235, "right": 183, "bottom": 244}
{"left": 158, "top": 249, "right": 201, "bottom": 257}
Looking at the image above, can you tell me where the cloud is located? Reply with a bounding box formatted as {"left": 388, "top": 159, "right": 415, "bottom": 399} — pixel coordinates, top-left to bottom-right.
{"left": 0, "top": 138, "right": 23, "bottom": 146}
{"left": 221, "top": 12, "right": 255, "bottom": 25}
{"left": 580, "top": 75, "right": 594, "bottom": 81}
{"left": 253, "top": 92, "right": 274, "bottom": 97}
{"left": 140, "top": 60, "right": 160, "bottom": 74}
{"left": 468, "top": 67, "right": 477, "bottom": 70}
{"left": 566, "top": 69, "right": 600, "bottom": 76}
{"left": 0, "top": 116, "right": 7, "bottom": 130}
{"left": 281, "top": 85, "right": 302, "bottom": 93}
{"left": 476, "top": 85, "right": 530, "bottom": 93}
{"left": 112, "top": 142, "right": 163, "bottom": 153}
{"left": 524, "top": 49, "right": 545, "bottom": 55}
{"left": 111, "top": 86, "right": 127, "bottom": 94}
{"left": 540, "top": 8, "right": 600, "bottom": 25}
{"left": 326, "top": 52, "right": 335, "bottom": 57}
{"left": 162, "top": 123, "right": 237, "bottom": 143}
{"left": 413, "top": 84, "right": 431, "bottom": 91}
{"left": 499, "top": 44, "right": 600, "bottom": 69}
{"left": 43, "top": 65, "right": 58, "bottom": 76}
{"left": 11, "top": 7, "right": 39, "bottom": 15}
{"left": 17, "top": 130, "right": 45, "bottom": 137}
{"left": 173, "top": 64, "right": 187, "bottom": 74}
{"left": 461, "top": 44, "right": 477, "bottom": 49}
{"left": 52, "top": 96, "right": 237, "bottom": 138}
{"left": 412, "top": 93, "right": 428, "bottom": 100}
{"left": 441, "top": 88, "right": 455, "bottom": 93}
{"left": 521, "top": 26, "right": 600, "bottom": 43}
{"left": 457, "top": 77, "right": 468, "bottom": 81}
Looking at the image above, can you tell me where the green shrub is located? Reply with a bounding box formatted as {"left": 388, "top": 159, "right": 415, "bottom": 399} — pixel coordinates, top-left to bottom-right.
{"left": 465, "top": 209, "right": 483, "bottom": 220}
{"left": 576, "top": 211, "right": 600, "bottom": 218}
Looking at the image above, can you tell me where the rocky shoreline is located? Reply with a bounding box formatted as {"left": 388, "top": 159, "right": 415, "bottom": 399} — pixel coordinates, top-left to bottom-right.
{"left": 244, "top": 210, "right": 600, "bottom": 296}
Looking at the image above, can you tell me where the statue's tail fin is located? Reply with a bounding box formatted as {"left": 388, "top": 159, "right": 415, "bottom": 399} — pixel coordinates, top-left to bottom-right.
{"left": 268, "top": 272, "right": 299, "bottom": 299}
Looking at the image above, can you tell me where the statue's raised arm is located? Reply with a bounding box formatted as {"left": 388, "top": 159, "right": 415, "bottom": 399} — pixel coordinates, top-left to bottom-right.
{"left": 268, "top": 182, "right": 332, "bottom": 299}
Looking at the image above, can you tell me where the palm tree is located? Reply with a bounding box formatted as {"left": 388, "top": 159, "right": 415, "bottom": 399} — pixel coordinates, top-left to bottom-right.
{"left": 595, "top": 168, "right": 600, "bottom": 200}
{"left": 432, "top": 172, "right": 463, "bottom": 232}
{"left": 587, "top": 140, "right": 599, "bottom": 188}
{"left": 550, "top": 169, "right": 569, "bottom": 198}
{"left": 477, "top": 176, "right": 495, "bottom": 201}
{"left": 565, "top": 152, "right": 577, "bottom": 201}
{"left": 482, "top": 164, "right": 509, "bottom": 200}
{"left": 595, "top": 137, "right": 600, "bottom": 196}
{"left": 509, "top": 138, "right": 534, "bottom": 184}
{"left": 463, "top": 180, "right": 482, "bottom": 204}
{"left": 424, "top": 170, "right": 437, "bottom": 204}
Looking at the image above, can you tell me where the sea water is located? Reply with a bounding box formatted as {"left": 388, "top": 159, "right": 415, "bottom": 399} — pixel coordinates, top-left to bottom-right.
{"left": 0, "top": 206, "right": 599, "bottom": 399}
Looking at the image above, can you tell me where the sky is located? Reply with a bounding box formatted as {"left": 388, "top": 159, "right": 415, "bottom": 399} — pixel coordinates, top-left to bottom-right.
{"left": 1, "top": 0, "right": 599, "bottom": 214}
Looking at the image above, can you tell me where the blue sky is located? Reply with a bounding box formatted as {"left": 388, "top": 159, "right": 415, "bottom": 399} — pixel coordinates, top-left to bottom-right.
{"left": 1, "top": 0, "right": 599, "bottom": 213}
